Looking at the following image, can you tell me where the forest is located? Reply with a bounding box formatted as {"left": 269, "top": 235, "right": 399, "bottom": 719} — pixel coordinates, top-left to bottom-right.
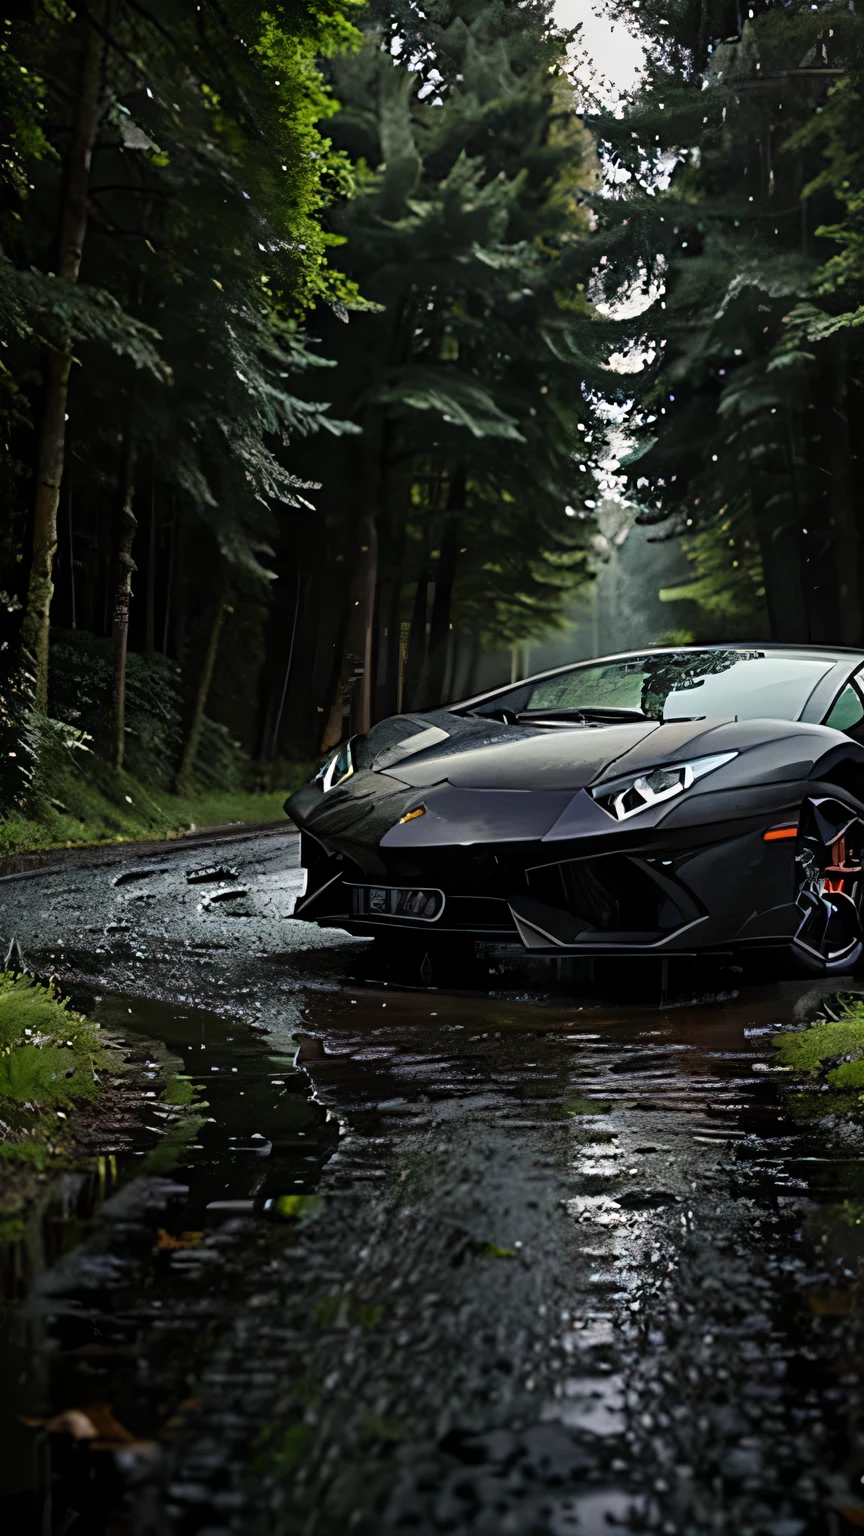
{"left": 1, "top": 0, "right": 863, "bottom": 850}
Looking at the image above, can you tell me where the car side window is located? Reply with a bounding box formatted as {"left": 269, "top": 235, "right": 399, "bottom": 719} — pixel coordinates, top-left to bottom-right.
{"left": 825, "top": 683, "right": 864, "bottom": 733}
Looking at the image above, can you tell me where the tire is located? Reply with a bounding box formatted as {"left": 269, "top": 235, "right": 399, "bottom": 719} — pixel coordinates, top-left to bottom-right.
{"left": 789, "top": 800, "right": 864, "bottom": 976}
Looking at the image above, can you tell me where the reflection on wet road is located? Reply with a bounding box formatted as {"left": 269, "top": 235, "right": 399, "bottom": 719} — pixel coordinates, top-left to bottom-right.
{"left": 6, "top": 982, "right": 864, "bottom": 1533}
{"left": 4, "top": 831, "right": 864, "bottom": 1533}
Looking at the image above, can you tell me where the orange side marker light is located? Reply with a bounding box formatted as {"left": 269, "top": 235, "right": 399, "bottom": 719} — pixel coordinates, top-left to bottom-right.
{"left": 763, "top": 824, "right": 798, "bottom": 842}
{"left": 399, "top": 805, "right": 426, "bottom": 825}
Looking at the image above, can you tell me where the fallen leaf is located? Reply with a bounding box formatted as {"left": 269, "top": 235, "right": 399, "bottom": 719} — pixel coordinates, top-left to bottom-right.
{"left": 44, "top": 1410, "right": 100, "bottom": 1439}
{"left": 35, "top": 1405, "right": 136, "bottom": 1443}
{"left": 155, "top": 1228, "right": 203, "bottom": 1251}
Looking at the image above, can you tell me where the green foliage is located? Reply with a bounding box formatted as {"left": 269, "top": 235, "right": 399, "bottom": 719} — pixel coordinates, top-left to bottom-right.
{"left": 0, "top": 18, "right": 52, "bottom": 204}
{"left": 0, "top": 1045, "right": 84, "bottom": 1106}
{"left": 273, "top": 1193, "right": 323, "bottom": 1219}
{"left": 595, "top": 1, "right": 864, "bottom": 645}
{"left": 659, "top": 520, "right": 768, "bottom": 637}
{"left": 1, "top": 260, "right": 168, "bottom": 378}
{"left": 0, "top": 779, "right": 301, "bottom": 857}
{"left": 160, "top": 1075, "right": 198, "bottom": 1107}
{"left": 47, "top": 629, "right": 247, "bottom": 791}
{"left": 1, "top": 626, "right": 310, "bottom": 845}
{"left": 141, "top": 1112, "right": 209, "bottom": 1175}
{"left": 774, "top": 995, "right": 864, "bottom": 1105}
{"left": 0, "top": 973, "right": 104, "bottom": 1114}
{"left": 299, "top": 0, "right": 603, "bottom": 662}
{"left": 775, "top": 1014, "right": 864, "bottom": 1075}
{"left": 1, "top": 0, "right": 365, "bottom": 722}
{"left": 0, "top": 1141, "right": 52, "bottom": 1170}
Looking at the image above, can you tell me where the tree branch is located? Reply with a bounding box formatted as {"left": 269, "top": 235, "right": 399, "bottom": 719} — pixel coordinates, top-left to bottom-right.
{"left": 122, "top": 0, "right": 181, "bottom": 53}
{"left": 89, "top": 183, "right": 175, "bottom": 198}
{"left": 77, "top": 2, "right": 148, "bottom": 78}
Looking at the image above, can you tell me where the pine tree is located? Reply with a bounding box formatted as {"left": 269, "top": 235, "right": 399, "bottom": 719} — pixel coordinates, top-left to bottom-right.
{"left": 1, "top": 0, "right": 363, "bottom": 789}
{"left": 593, "top": 0, "right": 864, "bottom": 645}
{"left": 275, "top": 0, "right": 603, "bottom": 751}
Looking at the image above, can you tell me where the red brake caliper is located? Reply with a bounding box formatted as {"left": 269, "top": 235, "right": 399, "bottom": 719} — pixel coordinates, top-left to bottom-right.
{"left": 824, "top": 835, "right": 854, "bottom": 894}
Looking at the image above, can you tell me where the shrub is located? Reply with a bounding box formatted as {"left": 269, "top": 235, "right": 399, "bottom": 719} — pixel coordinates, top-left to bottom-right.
{"left": 48, "top": 629, "right": 247, "bottom": 791}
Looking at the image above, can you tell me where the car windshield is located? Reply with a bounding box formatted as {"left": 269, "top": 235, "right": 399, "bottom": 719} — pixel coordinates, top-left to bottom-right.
{"left": 472, "top": 650, "right": 836, "bottom": 724}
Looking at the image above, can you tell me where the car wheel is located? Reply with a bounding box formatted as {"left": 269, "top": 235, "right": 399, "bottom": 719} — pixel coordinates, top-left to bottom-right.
{"left": 790, "top": 800, "right": 864, "bottom": 975}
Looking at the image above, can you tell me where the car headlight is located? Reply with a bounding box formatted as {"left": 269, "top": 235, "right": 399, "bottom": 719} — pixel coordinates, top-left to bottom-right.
{"left": 591, "top": 751, "right": 738, "bottom": 822}
{"left": 315, "top": 739, "right": 355, "bottom": 793}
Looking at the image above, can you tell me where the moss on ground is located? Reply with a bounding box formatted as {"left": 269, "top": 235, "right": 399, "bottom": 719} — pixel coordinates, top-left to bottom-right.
{"left": 773, "top": 993, "right": 864, "bottom": 1112}
{"left": 775, "top": 995, "right": 864, "bottom": 1077}
{"left": 0, "top": 770, "right": 311, "bottom": 859}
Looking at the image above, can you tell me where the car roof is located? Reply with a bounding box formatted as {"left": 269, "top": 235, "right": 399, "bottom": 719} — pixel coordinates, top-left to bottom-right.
{"left": 457, "top": 642, "right": 864, "bottom": 711}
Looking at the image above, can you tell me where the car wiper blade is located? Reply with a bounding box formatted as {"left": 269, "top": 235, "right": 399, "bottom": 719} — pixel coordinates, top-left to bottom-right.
{"left": 515, "top": 706, "right": 648, "bottom": 723}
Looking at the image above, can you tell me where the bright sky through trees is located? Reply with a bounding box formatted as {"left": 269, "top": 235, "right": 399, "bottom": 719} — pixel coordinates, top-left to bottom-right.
{"left": 555, "top": 0, "right": 645, "bottom": 103}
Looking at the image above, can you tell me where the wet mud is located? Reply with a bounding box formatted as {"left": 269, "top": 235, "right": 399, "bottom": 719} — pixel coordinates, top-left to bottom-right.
{"left": 3, "top": 829, "right": 864, "bottom": 1534}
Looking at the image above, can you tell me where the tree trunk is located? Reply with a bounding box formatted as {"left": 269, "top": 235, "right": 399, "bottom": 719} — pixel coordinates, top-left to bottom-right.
{"left": 376, "top": 573, "right": 404, "bottom": 720}
{"left": 463, "top": 634, "right": 481, "bottom": 698}
{"left": 321, "top": 661, "right": 350, "bottom": 754}
{"left": 426, "top": 468, "right": 465, "bottom": 708}
{"left": 112, "top": 438, "right": 138, "bottom": 771}
{"left": 20, "top": 9, "right": 108, "bottom": 709}
{"left": 403, "top": 567, "right": 430, "bottom": 712}
{"left": 753, "top": 424, "right": 810, "bottom": 642}
{"left": 67, "top": 482, "right": 77, "bottom": 629}
{"left": 175, "top": 594, "right": 228, "bottom": 792}
{"left": 269, "top": 575, "right": 302, "bottom": 761}
{"left": 374, "top": 497, "right": 406, "bottom": 721}
{"left": 173, "top": 512, "right": 188, "bottom": 666}
{"left": 162, "top": 492, "right": 175, "bottom": 655}
{"left": 145, "top": 467, "right": 156, "bottom": 652}
{"left": 812, "top": 340, "right": 860, "bottom": 646}
{"left": 341, "top": 509, "right": 379, "bottom": 738}
{"left": 320, "top": 441, "right": 382, "bottom": 750}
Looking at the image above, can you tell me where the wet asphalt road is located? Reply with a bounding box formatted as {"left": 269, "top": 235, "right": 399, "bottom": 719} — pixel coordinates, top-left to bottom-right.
{"left": 5, "top": 827, "right": 864, "bottom": 1534}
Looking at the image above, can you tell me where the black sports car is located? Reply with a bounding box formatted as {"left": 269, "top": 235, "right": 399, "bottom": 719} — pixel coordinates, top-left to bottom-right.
{"left": 286, "top": 645, "right": 864, "bottom": 976}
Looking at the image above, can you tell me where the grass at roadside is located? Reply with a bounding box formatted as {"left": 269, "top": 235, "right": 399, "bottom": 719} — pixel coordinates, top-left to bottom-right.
{"left": 773, "top": 991, "right": 864, "bottom": 1121}
{"left": 0, "top": 972, "right": 208, "bottom": 1235}
{"left": 774, "top": 993, "right": 864, "bottom": 1087}
{"left": 0, "top": 973, "right": 105, "bottom": 1228}
{"left": 0, "top": 763, "right": 314, "bottom": 859}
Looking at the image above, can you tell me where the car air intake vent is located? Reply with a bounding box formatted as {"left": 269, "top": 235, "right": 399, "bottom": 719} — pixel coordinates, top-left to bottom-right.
{"left": 562, "top": 860, "right": 619, "bottom": 927}
{"left": 526, "top": 855, "right": 691, "bottom": 934}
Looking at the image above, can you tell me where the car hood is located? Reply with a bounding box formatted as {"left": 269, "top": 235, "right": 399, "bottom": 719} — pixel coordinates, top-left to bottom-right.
{"left": 368, "top": 712, "right": 736, "bottom": 792}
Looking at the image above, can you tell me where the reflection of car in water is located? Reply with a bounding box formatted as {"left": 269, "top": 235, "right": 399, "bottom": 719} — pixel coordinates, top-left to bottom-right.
{"left": 286, "top": 645, "right": 864, "bottom": 977}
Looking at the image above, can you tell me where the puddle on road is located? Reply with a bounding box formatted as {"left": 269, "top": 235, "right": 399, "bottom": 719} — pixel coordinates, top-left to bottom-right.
{"left": 243, "top": 980, "right": 864, "bottom": 1536}
{"left": 0, "top": 990, "right": 337, "bottom": 1531}
{"left": 3, "top": 977, "right": 864, "bottom": 1534}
